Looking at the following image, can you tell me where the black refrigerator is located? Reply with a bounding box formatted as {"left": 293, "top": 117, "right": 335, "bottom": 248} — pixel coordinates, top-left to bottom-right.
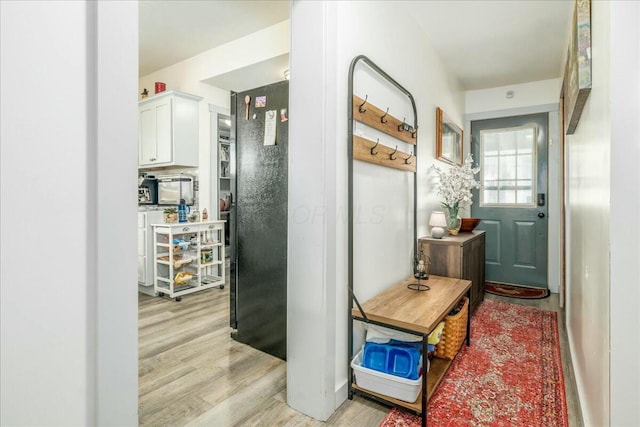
{"left": 229, "top": 81, "right": 288, "bottom": 360}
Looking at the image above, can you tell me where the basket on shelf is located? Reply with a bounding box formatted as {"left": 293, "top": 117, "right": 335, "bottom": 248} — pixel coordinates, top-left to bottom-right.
{"left": 173, "top": 272, "right": 194, "bottom": 286}
{"left": 434, "top": 296, "right": 469, "bottom": 360}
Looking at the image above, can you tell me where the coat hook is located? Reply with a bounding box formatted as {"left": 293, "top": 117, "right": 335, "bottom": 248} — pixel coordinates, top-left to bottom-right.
{"left": 380, "top": 107, "right": 389, "bottom": 124}
{"left": 358, "top": 95, "right": 368, "bottom": 113}
{"left": 404, "top": 153, "right": 413, "bottom": 164}
{"left": 390, "top": 146, "right": 398, "bottom": 160}
{"left": 412, "top": 125, "right": 419, "bottom": 139}
{"left": 398, "top": 118, "right": 406, "bottom": 132}
{"left": 370, "top": 138, "right": 379, "bottom": 155}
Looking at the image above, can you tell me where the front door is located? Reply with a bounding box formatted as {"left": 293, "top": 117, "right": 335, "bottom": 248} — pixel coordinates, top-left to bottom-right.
{"left": 471, "top": 113, "right": 548, "bottom": 288}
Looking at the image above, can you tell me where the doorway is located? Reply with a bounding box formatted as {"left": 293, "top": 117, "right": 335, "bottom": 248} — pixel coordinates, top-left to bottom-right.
{"left": 471, "top": 113, "right": 549, "bottom": 288}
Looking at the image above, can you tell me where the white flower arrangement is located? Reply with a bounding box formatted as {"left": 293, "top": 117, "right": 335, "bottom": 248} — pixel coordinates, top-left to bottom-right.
{"left": 430, "top": 154, "right": 481, "bottom": 227}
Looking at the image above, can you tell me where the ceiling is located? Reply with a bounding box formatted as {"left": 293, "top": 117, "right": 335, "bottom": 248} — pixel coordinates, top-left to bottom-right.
{"left": 139, "top": 0, "right": 574, "bottom": 91}
{"left": 405, "top": 0, "right": 574, "bottom": 90}
{"left": 139, "top": 0, "right": 289, "bottom": 77}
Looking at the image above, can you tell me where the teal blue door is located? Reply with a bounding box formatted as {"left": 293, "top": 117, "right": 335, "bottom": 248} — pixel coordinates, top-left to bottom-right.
{"left": 471, "top": 113, "right": 548, "bottom": 288}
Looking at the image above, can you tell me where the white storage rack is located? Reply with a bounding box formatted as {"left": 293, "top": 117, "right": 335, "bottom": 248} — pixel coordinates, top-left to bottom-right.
{"left": 152, "top": 221, "right": 225, "bottom": 301}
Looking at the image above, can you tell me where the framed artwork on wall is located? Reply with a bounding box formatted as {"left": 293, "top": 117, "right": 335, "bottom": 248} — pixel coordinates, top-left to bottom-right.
{"left": 562, "top": 0, "right": 591, "bottom": 135}
{"left": 436, "top": 107, "right": 463, "bottom": 166}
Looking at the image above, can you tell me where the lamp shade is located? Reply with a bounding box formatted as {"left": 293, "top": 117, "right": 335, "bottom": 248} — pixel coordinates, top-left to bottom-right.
{"left": 429, "top": 211, "right": 447, "bottom": 227}
{"left": 429, "top": 211, "right": 447, "bottom": 239}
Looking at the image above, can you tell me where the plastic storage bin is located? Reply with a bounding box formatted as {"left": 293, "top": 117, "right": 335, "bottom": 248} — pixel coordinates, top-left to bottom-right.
{"left": 362, "top": 342, "right": 421, "bottom": 379}
{"left": 387, "top": 346, "right": 420, "bottom": 379}
{"left": 363, "top": 343, "right": 388, "bottom": 373}
{"left": 352, "top": 350, "right": 422, "bottom": 403}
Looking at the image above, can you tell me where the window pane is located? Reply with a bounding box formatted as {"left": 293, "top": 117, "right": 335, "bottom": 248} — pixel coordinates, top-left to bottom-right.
{"left": 499, "top": 180, "right": 516, "bottom": 190}
{"left": 482, "top": 133, "right": 499, "bottom": 155}
{"left": 517, "top": 130, "right": 534, "bottom": 154}
{"left": 499, "top": 133, "right": 516, "bottom": 155}
{"left": 517, "top": 154, "right": 533, "bottom": 179}
{"left": 483, "top": 189, "right": 498, "bottom": 204}
{"left": 499, "top": 155, "right": 516, "bottom": 180}
{"left": 484, "top": 180, "right": 498, "bottom": 190}
{"left": 517, "top": 188, "right": 533, "bottom": 204}
{"left": 498, "top": 180, "right": 516, "bottom": 204}
{"left": 518, "top": 179, "right": 533, "bottom": 201}
{"left": 516, "top": 179, "right": 533, "bottom": 190}
{"left": 483, "top": 157, "right": 498, "bottom": 180}
{"left": 499, "top": 189, "right": 516, "bottom": 204}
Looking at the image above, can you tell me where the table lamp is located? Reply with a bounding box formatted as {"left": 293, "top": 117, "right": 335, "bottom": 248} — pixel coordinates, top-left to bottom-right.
{"left": 429, "top": 211, "right": 447, "bottom": 239}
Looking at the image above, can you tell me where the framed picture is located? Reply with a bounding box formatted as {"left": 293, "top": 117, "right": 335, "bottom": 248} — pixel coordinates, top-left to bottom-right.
{"left": 436, "top": 107, "right": 463, "bottom": 166}
{"left": 562, "top": 0, "right": 591, "bottom": 135}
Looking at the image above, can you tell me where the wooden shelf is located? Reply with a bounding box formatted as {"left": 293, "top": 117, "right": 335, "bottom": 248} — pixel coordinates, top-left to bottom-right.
{"left": 353, "top": 95, "right": 417, "bottom": 145}
{"left": 350, "top": 275, "right": 471, "bottom": 424}
{"left": 352, "top": 275, "right": 471, "bottom": 335}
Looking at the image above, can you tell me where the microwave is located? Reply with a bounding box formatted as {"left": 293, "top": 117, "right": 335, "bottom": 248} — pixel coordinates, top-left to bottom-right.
{"left": 157, "top": 174, "right": 194, "bottom": 205}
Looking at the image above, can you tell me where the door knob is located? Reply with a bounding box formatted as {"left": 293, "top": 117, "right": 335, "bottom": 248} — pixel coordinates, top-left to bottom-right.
{"left": 537, "top": 212, "right": 545, "bottom": 218}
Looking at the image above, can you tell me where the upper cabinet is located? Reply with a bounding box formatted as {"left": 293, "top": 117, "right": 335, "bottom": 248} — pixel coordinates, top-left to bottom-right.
{"left": 138, "top": 91, "right": 203, "bottom": 169}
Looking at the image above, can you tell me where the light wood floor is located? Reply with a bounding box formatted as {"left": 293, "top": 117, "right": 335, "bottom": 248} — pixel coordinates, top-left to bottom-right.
{"left": 139, "top": 288, "right": 583, "bottom": 426}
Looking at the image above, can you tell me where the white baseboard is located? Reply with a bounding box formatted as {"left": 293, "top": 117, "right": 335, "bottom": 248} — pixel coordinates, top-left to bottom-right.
{"left": 567, "top": 328, "right": 591, "bottom": 426}
{"left": 335, "top": 379, "right": 348, "bottom": 409}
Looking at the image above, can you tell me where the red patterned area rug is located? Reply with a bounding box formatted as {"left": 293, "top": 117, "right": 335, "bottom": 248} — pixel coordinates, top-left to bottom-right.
{"left": 379, "top": 300, "right": 568, "bottom": 427}
{"left": 485, "top": 282, "right": 550, "bottom": 299}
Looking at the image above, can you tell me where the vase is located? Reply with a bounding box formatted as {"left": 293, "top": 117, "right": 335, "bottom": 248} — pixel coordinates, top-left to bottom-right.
{"left": 445, "top": 207, "right": 461, "bottom": 235}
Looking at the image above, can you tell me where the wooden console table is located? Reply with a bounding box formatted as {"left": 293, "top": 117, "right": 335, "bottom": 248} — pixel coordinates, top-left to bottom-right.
{"left": 350, "top": 275, "right": 471, "bottom": 427}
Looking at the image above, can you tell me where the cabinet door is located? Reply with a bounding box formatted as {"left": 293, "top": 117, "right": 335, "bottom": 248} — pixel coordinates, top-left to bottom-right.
{"left": 154, "top": 100, "right": 172, "bottom": 164}
{"left": 421, "top": 242, "right": 462, "bottom": 278}
{"left": 139, "top": 105, "right": 157, "bottom": 165}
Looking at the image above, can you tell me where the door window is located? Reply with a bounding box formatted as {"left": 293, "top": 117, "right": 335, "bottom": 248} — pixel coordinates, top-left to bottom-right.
{"left": 480, "top": 125, "right": 536, "bottom": 206}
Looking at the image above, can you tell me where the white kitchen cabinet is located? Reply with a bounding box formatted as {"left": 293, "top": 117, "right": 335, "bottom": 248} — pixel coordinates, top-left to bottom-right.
{"left": 152, "top": 221, "right": 225, "bottom": 301}
{"left": 138, "top": 90, "right": 202, "bottom": 168}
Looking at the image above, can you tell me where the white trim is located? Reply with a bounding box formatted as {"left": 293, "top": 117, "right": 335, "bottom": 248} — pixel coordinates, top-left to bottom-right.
{"left": 335, "top": 380, "right": 348, "bottom": 408}
{"left": 95, "top": 1, "right": 139, "bottom": 424}
{"left": 209, "top": 103, "right": 231, "bottom": 220}
{"left": 287, "top": 0, "right": 338, "bottom": 420}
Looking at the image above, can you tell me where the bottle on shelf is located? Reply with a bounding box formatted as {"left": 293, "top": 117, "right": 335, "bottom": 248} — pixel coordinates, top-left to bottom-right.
{"left": 178, "top": 199, "right": 190, "bottom": 223}
{"left": 202, "top": 208, "right": 208, "bottom": 221}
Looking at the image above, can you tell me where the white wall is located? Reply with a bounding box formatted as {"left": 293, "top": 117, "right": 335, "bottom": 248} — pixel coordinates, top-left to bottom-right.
{"left": 565, "top": 1, "right": 611, "bottom": 425}
{"left": 1, "top": 3, "right": 92, "bottom": 423}
{"left": 0, "top": 1, "right": 138, "bottom": 425}
{"left": 288, "top": 0, "right": 464, "bottom": 419}
{"left": 138, "top": 21, "right": 289, "bottom": 219}
{"left": 138, "top": 20, "right": 289, "bottom": 96}
{"left": 609, "top": 2, "right": 640, "bottom": 425}
{"left": 465, "top": 79, "right": 562, "bottom": 114}
{"left": 464, "top": 80, "right": 563, "bottom": 295}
